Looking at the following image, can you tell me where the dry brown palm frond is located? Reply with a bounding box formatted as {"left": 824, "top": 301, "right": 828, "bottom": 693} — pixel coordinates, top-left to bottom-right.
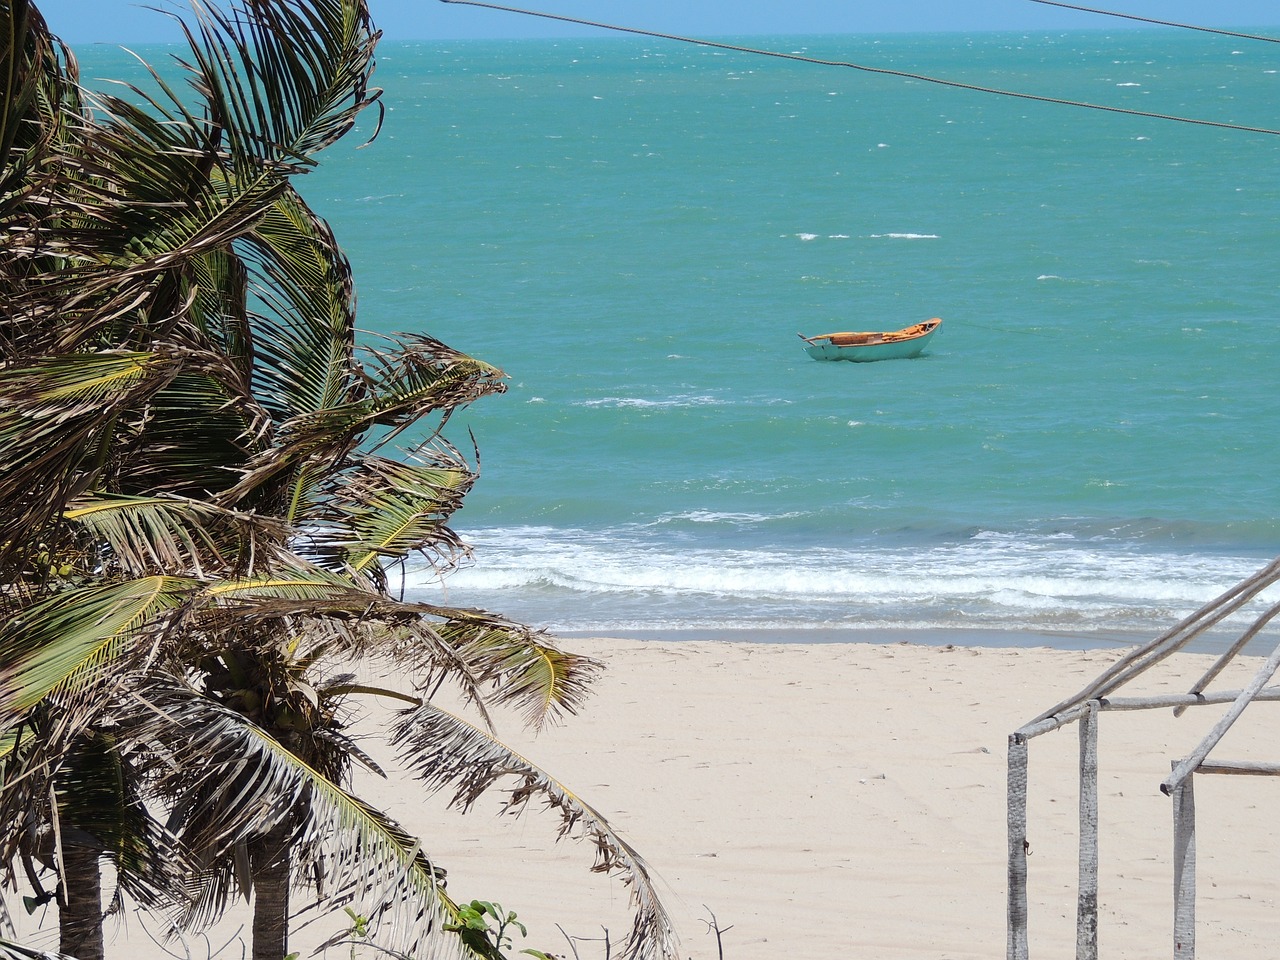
{"left": 390, "top": 702, "right": 680, "bottom": 960}
{"left": 123, "top": 678, "right": 472, "bottom": 959}
{"left": 65, "top": 494, "right": 291, "bottom": 580}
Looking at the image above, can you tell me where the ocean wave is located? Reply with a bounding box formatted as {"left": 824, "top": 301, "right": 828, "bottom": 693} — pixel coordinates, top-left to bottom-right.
{"left": 403, "top": 525, "right": 1276, "bottom": 638}
{"left": 578, "top": 394, "right": 726, "bottom": 409}
{"left": 868, "top": 232, "right": 940, "bottom": 239}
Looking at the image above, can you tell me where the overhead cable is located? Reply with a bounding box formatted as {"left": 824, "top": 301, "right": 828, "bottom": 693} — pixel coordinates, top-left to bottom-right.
{"left": 1025, "top": 1, "right": 1279, "bottom": 43}
{"left": 438, "top": 0, "right": 1280, "bottom": 137}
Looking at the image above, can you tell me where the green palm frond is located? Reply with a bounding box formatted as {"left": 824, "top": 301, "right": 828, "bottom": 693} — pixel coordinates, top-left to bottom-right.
{"left": 178, "top": 0, "right": 382, "bottom": 176}
{"left": 358, "top": 333, "right": 508, "bottom": 445}
{"left": 391, "top": 612, "right": 602, "bottom": 731}
{"left": 127, "top": 679, "right": 474, "bottom": 959}
{"left": 1, "top": 349, "right": 174, "bottom": 414}
{"left": 0, "top": 576, "right": 195, "bottom": 722}
{"left": 205, "top": 568, "right": 384, "bottom": 605}
{"left": 317, "top": 452, "right": 473, "bottom": 577}
{"left": 220, "top": 334, "right": 505, "bottom": 515}
{"left": 113, "top": 366, "right": 262, "bottom": 499}
{"left": 227, "top": 183, "right": 364, "bottom": 520}
{"left": 390, "top": 702, "right": 680, "bottom": 960}
{"left": 0, "top": 351, "right": 180, "bottom": 565}
{"left": 241, "top": 184, "right": 360, "bottom": 421}
{"left": 187, "top": 246, "right": 253, "bottom": 358}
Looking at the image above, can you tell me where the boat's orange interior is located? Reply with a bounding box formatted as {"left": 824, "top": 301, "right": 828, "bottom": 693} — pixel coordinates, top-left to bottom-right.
{"left": 819, "top": 319, "right": 939, "bottom": 346}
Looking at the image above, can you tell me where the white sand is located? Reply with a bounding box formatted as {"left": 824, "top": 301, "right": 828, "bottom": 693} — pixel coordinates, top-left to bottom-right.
{"left": 14, "top": 637, "right": 1280, "bottom": 958}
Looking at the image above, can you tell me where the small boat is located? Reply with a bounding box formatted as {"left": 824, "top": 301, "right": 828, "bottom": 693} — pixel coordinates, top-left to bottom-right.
{"left": 799, "top": 318, "right": 942, "bottom": 362}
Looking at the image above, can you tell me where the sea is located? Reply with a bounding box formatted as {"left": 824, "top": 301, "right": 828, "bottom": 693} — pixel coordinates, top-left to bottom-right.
{"left": 80, "top": 27, "right": 1280, "bottom": 648}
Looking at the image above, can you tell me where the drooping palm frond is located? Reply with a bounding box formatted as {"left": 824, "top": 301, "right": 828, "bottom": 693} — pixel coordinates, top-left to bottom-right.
{"left": 390, "top": 702, "right": 680, "bottom": 960}
{"left": 459, "top": 629, "right": 600, "bottom": 732}
{"left": 124, "top": 678, "right": 476, "bottom": 959}
{"left": 0, "top": 351, "right": 182, "bottom": 572}
{"left": 0, "top": 576, "right": 195, "bottom": 725}
{"left": 358, "top": 333, "right": 508, "bottom": 447}
{"left": 176, "top": 0, "right": 382, "bottom": 176}
{"left": 64, "top": 494, "right": 289, "bottom": 579}
{"left": 312, "top": 451, "right": 473, "bottom": 580}
{"left": 223, "top": 337, "right": 505, "bottom": 512}
{"left": 240, "top": 183, "right": 360, "bottom": 422}
{"left": 0, "top": 0, "right": 81, "bottom": 298}
{"left": 392, "top": 613, "right": 602, "bottom": 731}
{"left": 0, "top": 939, "right": 78, "bottom": 960}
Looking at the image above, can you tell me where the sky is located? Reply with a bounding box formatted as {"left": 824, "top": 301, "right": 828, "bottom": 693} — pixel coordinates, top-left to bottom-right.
{"left": 35, "top": 0, "right": 1280, "bottom": 46}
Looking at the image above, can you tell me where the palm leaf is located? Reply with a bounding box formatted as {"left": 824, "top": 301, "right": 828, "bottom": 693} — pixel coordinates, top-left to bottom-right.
{"left": 126, "top": 679, "right": 476, "bottom": 959}
{"left": 358, "top": 334, "right": 508, "bottom": 445}
{"left": 315, "top": 451, "right": 473, "bottom": 577}
{"left": 240, "top": 183, "right": 360, "bottom": 422}
{"left": 0, "top": 577, "right": 195, "bottom": 723}
{"left": 113, "top": 366, "right": 263, "bottom": 500}
{"left": 224, "top": 337, "right": 505, "bottom": 514}
{"left": 228, "top": 183, "right": 364, "bottom": 520}
{"left": 390, "top": 702, "right": 680, "bottom": 960}
{"left": 0, "top": 940, "right": 78, "bottom": 960}
{"left": 453, "top": 626, "right": 601, "bottom": 732}
{"left": 64, "top": 494, "right": 289, "bottom": 579}
{"left": 0, "top": 351, "right": 181, "bottom": 570}
{"left": 176, "top": 0, "right": 382, "bottom": 176}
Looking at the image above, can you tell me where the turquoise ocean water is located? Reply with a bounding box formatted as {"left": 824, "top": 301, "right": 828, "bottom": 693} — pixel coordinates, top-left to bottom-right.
{"left": 86, "top": 29, "right": 1280, "bottom": 644}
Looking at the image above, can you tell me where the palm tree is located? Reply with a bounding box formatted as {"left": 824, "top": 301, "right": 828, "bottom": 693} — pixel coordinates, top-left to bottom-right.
{"left": 0, "top": 2, "right": 678, "bottom": 960}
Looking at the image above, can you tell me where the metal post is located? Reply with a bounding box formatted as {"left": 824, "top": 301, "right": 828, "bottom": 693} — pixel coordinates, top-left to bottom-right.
{"left": 1008, "top": 733, "right": 1030, "bottom": 960}
{"left": 1172, "top": 766, "right": 1196, "bottom": 959}
{"left": 1076, "top": 701, "right": 1099, "bottom": 960}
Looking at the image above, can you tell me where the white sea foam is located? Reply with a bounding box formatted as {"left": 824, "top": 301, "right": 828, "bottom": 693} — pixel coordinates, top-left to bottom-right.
{"left": 578, "top": 394, "right": 725, "bottom": 409}
{"left": 795, "top": 232, "right": 819, "bottom": 241}
{"left": 868, "top": 232, "right": 939, "bottom": 240}
{"left": 403, "top": 525, "right": 1275, "bottom": 636}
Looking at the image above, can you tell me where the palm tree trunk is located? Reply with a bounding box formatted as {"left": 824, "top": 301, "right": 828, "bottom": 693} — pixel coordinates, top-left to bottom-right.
{"left": 59, "top": 842, "right": 104, "bottom": 960}
{"left": 249, "top": 822, "right": 292, "bottom": 960}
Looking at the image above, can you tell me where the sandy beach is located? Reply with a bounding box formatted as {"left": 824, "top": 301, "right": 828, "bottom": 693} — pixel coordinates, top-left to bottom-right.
{"left": 15, "top": 635, "right": 1280, "bottom": 959}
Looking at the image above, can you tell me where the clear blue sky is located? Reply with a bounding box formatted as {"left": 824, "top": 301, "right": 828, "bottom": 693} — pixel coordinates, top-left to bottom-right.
{"left": 36, "top": 0, "right": 1280, "bottom": 45}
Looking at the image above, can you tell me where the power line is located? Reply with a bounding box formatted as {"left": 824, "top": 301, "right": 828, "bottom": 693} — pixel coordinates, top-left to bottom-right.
{"left": 437, "top": 0, "right": 1280, "bottom": 137}
{"left": 1024, "top": 1, "right": 1280, "bottom": 43}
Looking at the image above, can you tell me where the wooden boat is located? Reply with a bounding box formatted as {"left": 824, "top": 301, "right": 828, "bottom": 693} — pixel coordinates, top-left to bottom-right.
{"left": 798, "top": 318, "right": 941, "bottom": 362}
